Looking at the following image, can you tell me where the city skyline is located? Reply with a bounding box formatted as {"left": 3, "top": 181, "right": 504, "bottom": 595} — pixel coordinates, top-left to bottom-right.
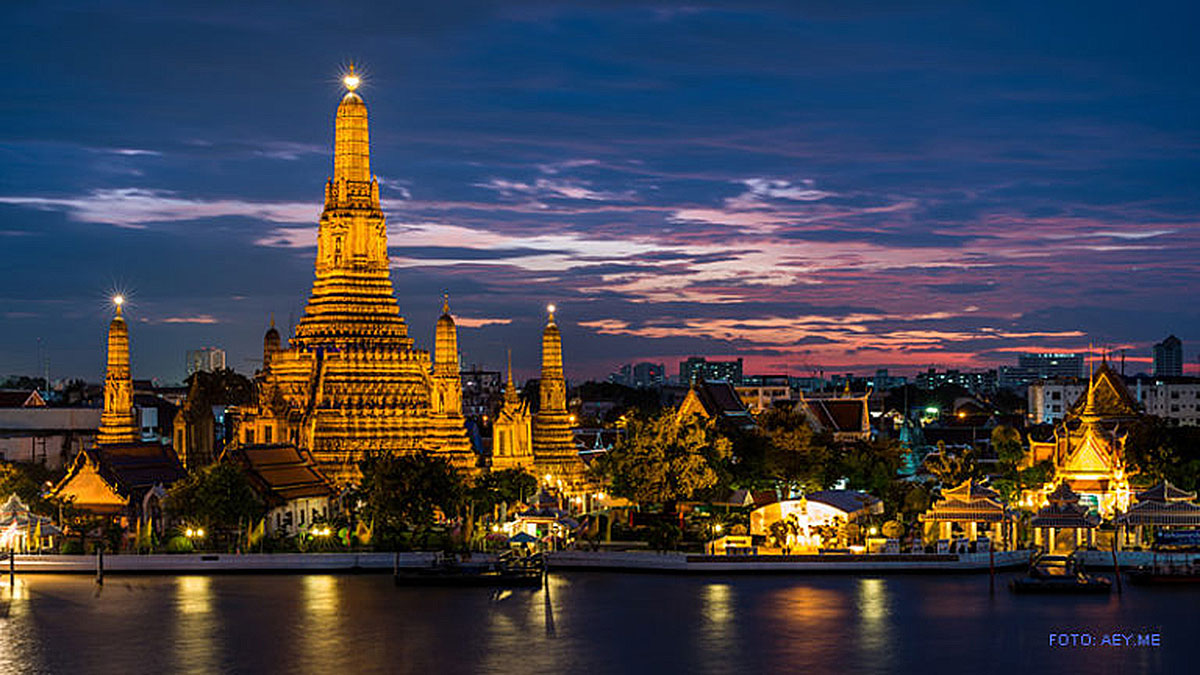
{"left": 2, "top": 1, "right": 1198, "bottom": 382}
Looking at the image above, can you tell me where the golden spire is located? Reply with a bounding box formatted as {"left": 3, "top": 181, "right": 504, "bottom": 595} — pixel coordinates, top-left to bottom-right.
{"left": 434, "top": 295, "right": 458, "bottom": 376}
{"left": 97, "top": 296, "right": 138, "bottom": 445}
{"left": 505, "top": 348, "right": 519, "bottom": 404}
{"left": 334, "top": 66, "right": 370, "bottom": 184}
{"left": 442, "top": 293, "right": 451, "bottom": 316}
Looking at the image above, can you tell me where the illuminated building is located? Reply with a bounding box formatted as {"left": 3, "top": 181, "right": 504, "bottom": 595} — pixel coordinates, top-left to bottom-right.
{"left": 1025, "top": 360, "right": 1134, "bottom": 517}
{"left": 233, "top": 68, "right": 474, "bottom": 485}
{"left": 96, "top": 296, "right": 138, "bottom": 445}
{"left": 532, "top": 306, "right": 587, "bottom": 486}
{"left": 679, "top": 356, "right": 743, "bottom": 385}
{"left": 54, "top": 300, "right": 186, "bottom": 529}
{"left": 186, "top": 347, "right": 227, "bottom": 375}
{"left": 918, "top": 479, "right": 1013, "bottom": 550}
{"left": 491, "top": 351, "right": 533, "bottom": 471}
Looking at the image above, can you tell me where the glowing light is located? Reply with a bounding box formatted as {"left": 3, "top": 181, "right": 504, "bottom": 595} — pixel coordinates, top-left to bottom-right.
{"left": 196, "top": 528, "right": 205, "bottom": 538}
{"left": 112, "top": 295, "right": 125, "bottom": 307}
{"left": 342, "top": 65, "right": 361, "bottom": 91}
{"left": 869, "top": 526, "right": 879, "bottom": 536}
{"left": 547, "top": 304, "right": 556, "bottom": 314}
{"left": 714, "top": 523, "right": 723, "bottom": 534}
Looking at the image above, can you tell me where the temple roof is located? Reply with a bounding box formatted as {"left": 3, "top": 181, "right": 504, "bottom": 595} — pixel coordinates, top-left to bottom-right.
{"left": 224, "top": 444, "right": 336, "bottom": 506}
{"left": 0, "top": 390, "right": 46, "bottom": 408}
{"left": 1117, "top": 499, "right": 1200, "bottom": 526}
{"left": 678, "top": 380, "right": 754, "bottom": 426}
{"left": 801, "top": 397, "right": 869, "bottom": 435}
{"left": 1067, "top": 360, "right": 1140, "bottom": 421}
{"left": 57, "top": 442, "right": 187, "bottom": 501}
{"left": 1031, "top": 482, "right": 1099, "bottom": 529}
{"left": 1135, "top": 480, "right": 1197, "bottom": 504}
{"left": 920, "top": 480, "right": 1007, "bottom": 523}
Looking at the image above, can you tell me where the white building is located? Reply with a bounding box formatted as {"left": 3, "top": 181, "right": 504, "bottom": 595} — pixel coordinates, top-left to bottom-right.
{"left": 1027, "top": 379, "right": 1088, "bottom": 424}
{"left": 1029, "top": 376, "right": 1200, "bottom": 427}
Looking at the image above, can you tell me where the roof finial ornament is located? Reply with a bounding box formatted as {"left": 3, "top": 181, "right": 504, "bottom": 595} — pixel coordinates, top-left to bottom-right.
{"left": 343, "top": 63, "right": 361, "bottom": 92}
{"left": 547, "top": 303, "right": 556, "bottom": 322}
{"left": 112, "top": 295, "right": 125, "bottom": 316}
{"left": 442, "top": 293, "right": 450, "bottom": 315}
{"left": 269, "top": 311, "right": 275, "bottom": 329}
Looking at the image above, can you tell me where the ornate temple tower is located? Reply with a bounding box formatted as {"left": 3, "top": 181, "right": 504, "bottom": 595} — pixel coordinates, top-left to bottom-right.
{"left": 97, "top": 297, "right": 139, "bottom": 445}
{"left": 532, "top": 305, "right": 583, "bottom": 481}
{"left": 262, "top": 315, "right": 281, "bottom": 369}
{"left": 235, "top": 68, "right": 473, "bottom": 484}
{"left": 428, "top": 297, "right": 474, "bottom": 466}
{"left": 492, "top": 350, "right": 533, "bottom": 470}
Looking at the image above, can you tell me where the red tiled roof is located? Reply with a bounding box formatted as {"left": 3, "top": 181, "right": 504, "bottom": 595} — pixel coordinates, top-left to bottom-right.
{"left": 803, "top": 398, "right": 867, "bottom": 433}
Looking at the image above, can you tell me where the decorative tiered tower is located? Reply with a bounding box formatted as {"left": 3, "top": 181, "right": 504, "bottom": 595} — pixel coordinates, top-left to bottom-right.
{"left": 97, "top": 296, "right": 139, "bottom": 445}
{"left": 492, "top": 350, "right": 533, "bottom": 471}
{"left": 235, "top": 68, "right": 473, "bottom": 484}
{"left": 532, "top": 305, "right": 585, "bottom": 483}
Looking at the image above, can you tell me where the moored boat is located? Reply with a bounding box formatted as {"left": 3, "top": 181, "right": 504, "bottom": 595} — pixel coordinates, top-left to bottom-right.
{"left": 1010, "top": 552, "right": 1111, "bottom": 594}
{"left": 1127, "top": 556, "right": 1200, "bottom": 585}
{"left": 393, "top": 552, "right": 545, "bottom": 587}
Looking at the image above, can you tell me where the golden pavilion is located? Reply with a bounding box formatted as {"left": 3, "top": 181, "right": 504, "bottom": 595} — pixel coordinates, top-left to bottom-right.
{"left": 1024, "top": 360, "right": 1135, "bottom": 517}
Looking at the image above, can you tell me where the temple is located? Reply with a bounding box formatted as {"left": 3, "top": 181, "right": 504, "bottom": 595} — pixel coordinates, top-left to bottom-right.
{"left": 531, "top": 306, "right": 587, "bottom": 485}
{"left": 96, "top": 296, "right": 138, "bottom": 445}
{"left": 233, "top": 68, "right": 474, "bottom": 485}
{"left": 491, "top": 350, "right": 534, "bottom": 471}
{"left": 1025, "top": 360, "right": 1134, "bottom": 517}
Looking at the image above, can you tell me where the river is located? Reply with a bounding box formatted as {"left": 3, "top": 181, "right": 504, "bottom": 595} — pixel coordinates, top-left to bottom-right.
{"left": 0, "top": 572, "right": 1193, "bottom": 674}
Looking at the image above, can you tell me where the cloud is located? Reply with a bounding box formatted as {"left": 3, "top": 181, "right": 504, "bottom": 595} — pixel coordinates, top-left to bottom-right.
{"left": 454, "top": 316, "right": 513, "bottom": 328}
{"left": 724, "top": 178, "right": 837, "bottom": 209}
{"left": 0, "top": 189, "right": 317, "bottom": 228}
{"left": 475, "top": 177, "right": 632, "bottom": 201}
{"left": 154, "top": 315, "right": 220, "bottom": 324}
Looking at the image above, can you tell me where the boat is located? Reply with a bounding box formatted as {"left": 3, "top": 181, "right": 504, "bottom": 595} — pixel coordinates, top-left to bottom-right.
{"left": 1009, "top": 552, "right": 1112, "bottom": 594}
{"left": 1127, "top": 556, "right": 1200, "bottom": 585}
{"left": 393, "top": 552, "right": 545, "bottom": 587}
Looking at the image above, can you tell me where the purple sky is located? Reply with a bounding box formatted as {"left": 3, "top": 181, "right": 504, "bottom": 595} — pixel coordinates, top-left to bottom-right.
{"left": 1, "top": 1, "right": 1198, "bottom": 383}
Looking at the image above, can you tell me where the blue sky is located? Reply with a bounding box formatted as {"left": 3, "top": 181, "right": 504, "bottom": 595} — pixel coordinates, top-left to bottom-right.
{"left": 1, "top": 0, "right": 1198, "bottom": 383}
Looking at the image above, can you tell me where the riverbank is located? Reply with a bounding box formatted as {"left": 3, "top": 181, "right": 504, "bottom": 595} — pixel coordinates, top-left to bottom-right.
{"left": 2, "top": 549, "right": 1190, "bottom": 575}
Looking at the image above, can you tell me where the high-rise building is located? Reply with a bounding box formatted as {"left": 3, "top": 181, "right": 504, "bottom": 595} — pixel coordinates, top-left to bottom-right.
{"left": 679, "top": 356, "right": 743, "bottom": 385}
{"left": 1153, "top": 335, "right": 1183, "bottom": 377}
{"left": 998, "top": 353, "right": 1083, "bottom": 390}
{"left": 186, "top": 347, "right": 226, "bottom": 375}
{"left": 609, "top": 362, "right": 665, "bottom": 388}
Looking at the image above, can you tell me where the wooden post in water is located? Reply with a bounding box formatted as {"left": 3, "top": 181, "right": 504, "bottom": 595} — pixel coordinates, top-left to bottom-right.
{"left": 989, "top": 546, "right": 995, "bottom": 594}
{"left": 1110, "top": 536, "right": 1122, "bottom": 594}
{"left": 95, "top": 546, "right": 104, "bottom": 586}
{"left": 8, "top": 550, "right": 13, "bottom": 587}
{"left": 392, "top": 551, "right": 399, "bottom": 585}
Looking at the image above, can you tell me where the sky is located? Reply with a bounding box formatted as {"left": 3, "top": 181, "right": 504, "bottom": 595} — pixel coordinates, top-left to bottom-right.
{"left": 1, "top": 0, "right": 1198, "bottom": 384}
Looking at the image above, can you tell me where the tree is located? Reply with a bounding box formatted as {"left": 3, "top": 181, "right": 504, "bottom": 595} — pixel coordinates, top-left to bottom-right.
{"left": 882, "top": 520, "right": 906, "bottom": 540}
{"left": 164, "top": 461, "right": 265, "bottom": 546}
{"left": 925, "top": 442, "right": 983, "bottom": 487}
{"left": 359, "top": 451, "right": 467, "bottom": 540}
{"left": 830, "top": 438, "right": 906, "bottom": 497}
{"left": 593, "top": 410, "right": 732, "bottom": 512}
{"left": 991, "top": 425, "right": 1024, "bottom": 466}
{"left": 756, "top": 406, "right": 830, "bottom": 494}
{"left": 0, "top": 461, "right": 55, "bottom": 514}
{"left": 1125, "top": 416, "right": 1200, "bottom": 492}
{"left": 185, "top": 368, "right": 255, "bottom": 408}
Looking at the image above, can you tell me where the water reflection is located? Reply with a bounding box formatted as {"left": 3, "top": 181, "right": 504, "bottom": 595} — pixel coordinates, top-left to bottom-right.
{"left": 173, "top": 576, "right": 216, "bottom": 672}
{"left": 299, "top": 576, "right": 340, "bottom": 674}
{"left": 699, "top": 583, "right": 737, "bottom": 672}
{"left": 856, "top": 578, "right": 893, "bottom": 667}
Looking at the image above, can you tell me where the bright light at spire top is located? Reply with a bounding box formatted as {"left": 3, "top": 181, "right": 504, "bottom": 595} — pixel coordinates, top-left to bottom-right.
{"left": 343, "top": 64, "right": 361, "bottom": 92}
{"left": 112, "top": 295, "right": 124, "bottom": 307}
{"left": 547, "top": 304, "right": 556, "bottom": 314}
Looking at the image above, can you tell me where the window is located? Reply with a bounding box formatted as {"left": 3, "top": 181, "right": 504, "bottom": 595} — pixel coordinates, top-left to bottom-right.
{"left": 1051, "top": 391, "right": 1061, "bottom": 400}
{"left": 299, "top": 508, "right": 305, "bottom": 525}
{"left": 245, "top": 428, "right": 255, "bottom": 444}
{"left": 264, "top": 426, "right": 273, "bottom": 444}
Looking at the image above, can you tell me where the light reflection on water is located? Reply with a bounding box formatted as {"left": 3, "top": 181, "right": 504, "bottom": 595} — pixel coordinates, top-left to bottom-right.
{"left": 0, "top": 573, "right": 1189, "bottom": 674}
{"left": 174, "top": 576, "right": 217, "bottom": 672}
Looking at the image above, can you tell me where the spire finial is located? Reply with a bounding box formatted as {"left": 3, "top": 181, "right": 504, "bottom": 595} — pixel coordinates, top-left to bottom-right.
{"left": 507, "top": 348, "right": 514, "bottom": 386}
{"left": 442, "top": 293, "right": 450, "bottom": 315}
{"left": 269, "top": 311, "right": 275, "bottom": 329}
{"left": 343, "top": 63, "right": 361, "bottom": 92}
{"left": 547, "top": 303, "right": 556, "bottom": 322}
{"left": 112, "top": 295, "right": 124, "bottom": 316}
